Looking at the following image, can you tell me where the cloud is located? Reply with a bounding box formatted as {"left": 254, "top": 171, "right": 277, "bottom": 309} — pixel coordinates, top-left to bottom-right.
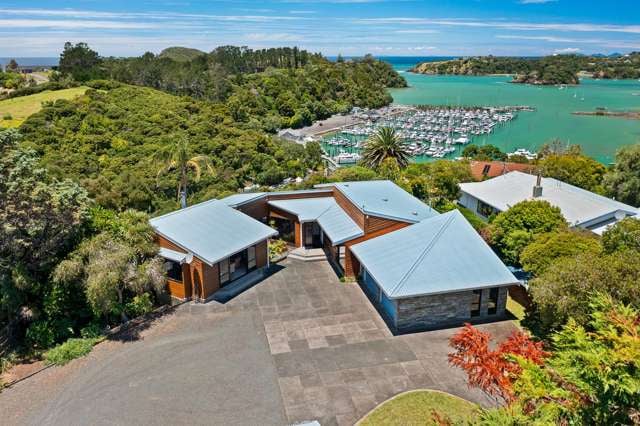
{"left": 0, "top": 19, "right": 161, "bottom": 30}
{"left": 554, "top": 47, "right": 581, "bottom": 54}
{"left": 394, "top": 29, "right": 440, "bottom": 34}
{"left": 355, "top": 17, "right": 640, "bottom": 34}
{"left": 245, "top": 33, "right": 304, "bottom": 42}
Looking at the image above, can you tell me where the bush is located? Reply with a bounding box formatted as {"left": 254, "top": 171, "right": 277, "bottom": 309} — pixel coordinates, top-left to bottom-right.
{"left": 2, "top": 113, "right": 12, "bottom": 121}
{"left": 601, "top": 217, "right": 640, "bottom": 254}
{"left": 80, "top": 322, "right": 104, "bottom": 339}
{"left": 269, "top": 239, "right": 288, "bottom": 260}
{"left": 25, "top": 319, "right": 73, "bottom": 350}
{"left": 125, "top": 293, "right": 154, "bottom": 318}
{"left": 520, "top": 230, "right": 602, "bottom": 276}
{"left": 44, "top": 337, "right": 102, "bottom": 366}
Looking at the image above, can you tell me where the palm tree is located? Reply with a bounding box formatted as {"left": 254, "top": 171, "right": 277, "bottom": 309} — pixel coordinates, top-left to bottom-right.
{"left": 361, "top": 127, "right": 410, "bottom": 169}
{"left": 155, "top": 136, "right": 214, "bottom": 208}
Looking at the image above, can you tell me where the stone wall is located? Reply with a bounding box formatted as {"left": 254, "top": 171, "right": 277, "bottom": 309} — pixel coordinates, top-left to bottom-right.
{"left": 395, "top": 287, "right": 508, "bottom": 331}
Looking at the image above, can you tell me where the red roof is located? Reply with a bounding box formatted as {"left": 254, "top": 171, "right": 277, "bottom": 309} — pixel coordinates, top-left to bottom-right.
{"left": 469, "top": 161, "right": 537, "bottom": 181}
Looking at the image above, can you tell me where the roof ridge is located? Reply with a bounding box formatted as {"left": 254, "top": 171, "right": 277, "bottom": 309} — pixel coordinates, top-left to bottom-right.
{"left": 388, "top": 212, "right": 457, "bottom": 297}
{"left": 316, "top": 200, "right": 340, "bottom": 221}
{"left": 150, "top": 198, "right": 220, "bottom": 222}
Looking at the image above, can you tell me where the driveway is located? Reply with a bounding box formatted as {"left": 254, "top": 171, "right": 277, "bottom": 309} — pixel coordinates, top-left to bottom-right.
{"left": 0, "top": 259, "right": 516, "bottom": 426}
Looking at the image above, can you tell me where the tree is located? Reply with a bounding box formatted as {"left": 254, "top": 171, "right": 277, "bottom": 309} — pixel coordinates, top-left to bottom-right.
{"left": 601, "top": 217, "right": 640, "bottom": 254}
{"left": 53, "top": 210, "right": 165, "bottom": 322}
{"left": 538, "top": 149, "right": 606, "bottom": 193}
{"left": 329, "top": 165, "right": 378, "bottom": 182}
{"left": 448, "top": 324, "right": 548, "bottom": 403}
{"left": 154, "top": 135, "right": 214, "bottom": 208}
{"left": 461, "top": 144, "right": 507, "bottom": 161}
{"left": 489, "top": 200, "right": 567, "bottom": 265}
{"left": 519, "top": 229, "right": 602, "bottom": 276}
{"left": 528, "top": 250, "right": 640, "bottom": 334}
{"left": 59, "top": 42, "right": 102, "bottom": 81}
{"left": 361, "top": 127, "right": 411, "bottom": 169}
{"left": 604, "top": 144, "right": 640, "bottom": 207}
{"left": 402, "top": 160, "right": 473, "bottom": 209}
{"left": 6, "top": 59, "right": 19, "bottom": 72}
{"left": 474, "top": 296, "right": 640, "bottom": 425}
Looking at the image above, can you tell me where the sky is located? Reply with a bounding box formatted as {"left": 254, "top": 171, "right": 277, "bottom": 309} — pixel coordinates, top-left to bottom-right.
{"left": 1, "top": 0, "right": 639, "bottom": 58}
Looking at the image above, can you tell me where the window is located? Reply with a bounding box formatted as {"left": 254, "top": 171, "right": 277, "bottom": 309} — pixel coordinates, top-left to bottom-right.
{"left": 470, "top": 290, "right": 482, "bottom": 317}
{"left": 487, "top": 288, "right": 499, "bottom": 315}
{"left": 247, "top": 246, "right": 256, "bottom": 269}
{"left": 219, "top": 258, "right": 230, "bottom": 285}
{"left": 477, "top": 200, "right": 496, "bottom": 218}
{"left": 164, "top": 261, "right": 183, "bottom": 282}
{"left": 481, "top": 164, "right": 491, "bottom": 176}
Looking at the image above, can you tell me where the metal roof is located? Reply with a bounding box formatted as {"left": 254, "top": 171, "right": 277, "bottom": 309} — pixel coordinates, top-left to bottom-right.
{"left": 158, "top": 247, "right": 189, "bottom": 263}
{"left": 220, "top": 189, "right": 333, "bottom": 208}
{"left": 350, "top": 210, "right": 518, "bottom": 299}
{"left": 330, "top": 180, "right": 438, "bottom": 223}
{"left": 459, "top": 171, "right": 638, "bottom": 228}
{"left": 268, "top": 198, "right": 334, "bottom": 222}
{"left": 268, "top": 198, "right": 363, "bottom": 245}
{"left": 150, "top": 199, "right": 277, "bottom": 266}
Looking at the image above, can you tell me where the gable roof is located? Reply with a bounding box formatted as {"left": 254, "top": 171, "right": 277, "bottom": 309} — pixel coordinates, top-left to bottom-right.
{"left": 469, "top": 161, "right": 537, "bottom": 181}
{"left": 268, "top": 197, "right": 364, "bottom": 244}
{"left": 459, "top": 171, "right": 638, "bottom": 229}
{"left": 220, "top": 189, "right": 332, "bottom": 208}
{"left": 328, "top": 180, "right": 438, "bottom": 223}
{"left": 150, "top": 199, "right": 277, "bottom": 266}
{"left": 349, "top": 210, "right": 518, "bottom": 299}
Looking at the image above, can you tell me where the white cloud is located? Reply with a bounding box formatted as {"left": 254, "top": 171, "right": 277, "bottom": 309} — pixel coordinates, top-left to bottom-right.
{"left": 245, "top": 33, "right": 304, "bottom": 42}
{"left": 395, "top": 29, "right": 439, "bottom": 34}
{"left": 355, "top": 17, "right": 640, "bottom": 34}
{"left": 554, "top": 47, "right": 581, "bottom": 53}
{"left": 0, "top": 19, "right": 161, "bottom": 30}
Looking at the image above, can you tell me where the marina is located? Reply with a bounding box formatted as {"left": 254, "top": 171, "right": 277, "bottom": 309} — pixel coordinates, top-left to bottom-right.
{"left": 322, "top": 105, "right": 529, "bottom": 161}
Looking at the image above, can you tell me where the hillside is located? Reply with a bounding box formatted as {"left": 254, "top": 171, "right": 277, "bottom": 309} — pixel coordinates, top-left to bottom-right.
{"left": 410, "top": 53, "right": 640, "bottom": 85}
{"left": 19, "top": 84, "right": 321, "bottom": 212}
{"left": 158, "top": 46, "right": 206, "bottom": 62}
{"left": 0, "top": 87, "right": 88, "bottom": 128}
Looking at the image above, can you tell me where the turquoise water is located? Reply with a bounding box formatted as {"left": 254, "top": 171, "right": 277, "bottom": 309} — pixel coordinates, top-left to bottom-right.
{"left": 389, "top": 63, "right": 640, "bottom": 164}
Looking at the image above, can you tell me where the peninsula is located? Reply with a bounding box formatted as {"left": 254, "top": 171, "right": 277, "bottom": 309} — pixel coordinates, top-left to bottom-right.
{"left": 410, "top": 53, "right": 640, "bottom": 85}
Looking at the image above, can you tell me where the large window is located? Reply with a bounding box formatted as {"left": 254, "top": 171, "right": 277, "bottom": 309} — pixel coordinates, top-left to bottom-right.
{"left": 164, "top": 261, "right": 182, "bottom": 282}
{"left": 470, "top": 290, "right": 482, "bottom": 317}
{"left": 248, "top": 246, "right": 256, "bottom": 269}
{"left": 219, "top": 258, "right": 230, "bottom": 285}
{"left": 487, "top": 288, "right": 499, "bottom": 315}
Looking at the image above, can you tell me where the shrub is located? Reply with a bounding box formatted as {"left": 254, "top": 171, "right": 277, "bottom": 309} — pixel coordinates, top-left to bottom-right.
{"left": 44, "top": 337, "right": 102, "bottom": 366}
{"left": 2, "top": 113, "right": 12, "bottom": 121}
{"left": 601, "top": 217, "right": 640, "bottom": 254}
{"left": 25, "top": 319, "right": 73, "bottom": 350}
{"left": 80, "top": 322, "right": 104, "bottom": 339}
{"left": 125, "top": 293, "right": 154, "bottom": 317}
{"left": 268, "top": 239, "right": 288, "bottom": 260}
{"left": 520, "top": 230, "right": 602, "bottom": 276}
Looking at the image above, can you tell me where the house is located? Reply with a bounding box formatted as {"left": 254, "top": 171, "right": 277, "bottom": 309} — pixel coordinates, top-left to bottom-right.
{"left": 468, "top": 160, "right": 537, "bottom": 181}
{"left": 459, "top": 171, "right": 638, "bottom": 234}
{"left": 350, "top": 210, "right": 517, "bottom": 332}
{"left": 151, "top": 180, "right": 518, "bottom": 331}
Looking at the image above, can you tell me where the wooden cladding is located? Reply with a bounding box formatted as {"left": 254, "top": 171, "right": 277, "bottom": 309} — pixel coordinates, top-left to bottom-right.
{"left": 256, "top": 240, "right": 268, "bottom": 268}
{"left": 333, "top": 187, "right": 365, "bottom": 229}
{"left": 365, "top": 215, "right": 406, "bottom": 234}
{"left": 156, "top": 235, "right": 187, "bottom": 253}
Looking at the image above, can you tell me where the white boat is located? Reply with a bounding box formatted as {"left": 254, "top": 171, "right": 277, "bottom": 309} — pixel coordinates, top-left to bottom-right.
{"left": 334, "top": 152, "right": 361, "bottom": 164}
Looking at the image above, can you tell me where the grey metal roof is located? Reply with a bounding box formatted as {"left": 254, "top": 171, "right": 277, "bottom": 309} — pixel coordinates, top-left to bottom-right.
{"left": 220, "top": 192, "right": 266, "bottom": 207}
{"left": 150, "top": 199, "right": 277, "bottom": 266}
{"left": 330, "top": 180, "right": 438, "bottom": 223}
{"left": 459, "top": 171, "right": 638, "bottom": 228}
{"left": 268, "top": 198, "right": 334, "bottom": 222}
{"left": 350, "top": 210, "right": 518, "bottom": 299}
{"left": 158, "top": 247, "right": 189, "bottom": 263}
{"left": 220, "top": 189, "right": 333, "bottom": 208}
{"left": 268, "top": 198, "right": 363, "bottom": 245}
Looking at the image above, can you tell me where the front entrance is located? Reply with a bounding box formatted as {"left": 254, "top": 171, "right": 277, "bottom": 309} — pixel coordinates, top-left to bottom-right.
{"left": 303, "top": 222, "right": 322, "bottom": 248}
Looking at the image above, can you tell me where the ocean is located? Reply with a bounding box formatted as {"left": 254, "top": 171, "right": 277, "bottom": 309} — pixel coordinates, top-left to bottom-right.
{"left": 375, "top": 57, "right": 640, "bottom": 164}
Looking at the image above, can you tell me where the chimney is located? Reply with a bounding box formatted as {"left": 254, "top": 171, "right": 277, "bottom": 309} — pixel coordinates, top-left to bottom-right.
{"left": 532, "top": 172, "right": 543, "bottom": 198}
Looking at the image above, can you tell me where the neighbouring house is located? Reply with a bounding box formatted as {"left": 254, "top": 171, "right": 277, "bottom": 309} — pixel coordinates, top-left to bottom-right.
{"left": 151, "top": 180, "right": 518, "bottom": 331}
{"left": 458, "top": 171, "right": 639, "bottom": 234}
{"left": 468, "top": 160, "right": 537, "bottom": 181}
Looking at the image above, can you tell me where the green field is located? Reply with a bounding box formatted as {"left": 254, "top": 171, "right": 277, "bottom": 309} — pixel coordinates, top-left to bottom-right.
{"left": 358, "top": 390, "right": 479, "bottom": 425}
{"left": 0, "top": 87, "right": 89, "bottom": 127}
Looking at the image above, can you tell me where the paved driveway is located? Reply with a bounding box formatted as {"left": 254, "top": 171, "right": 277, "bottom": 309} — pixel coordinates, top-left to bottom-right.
{"left": 0, "top": 259, "right": 516, "bottom": 426}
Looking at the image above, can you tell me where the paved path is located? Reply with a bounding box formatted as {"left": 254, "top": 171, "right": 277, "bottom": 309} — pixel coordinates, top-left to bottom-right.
{"left": 0, "top": 259, "right": 516, "bottom": 425}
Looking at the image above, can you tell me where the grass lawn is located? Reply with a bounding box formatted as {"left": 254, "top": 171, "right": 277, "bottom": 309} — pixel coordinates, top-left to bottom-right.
{"left": 507, "top": 295, "right": 526, "bottom": 327}
{"left": 0, "top": 87, "right": 88, "bottom": 128}
{"left": 358, "top": 390, "right": 480, "bottom": 426}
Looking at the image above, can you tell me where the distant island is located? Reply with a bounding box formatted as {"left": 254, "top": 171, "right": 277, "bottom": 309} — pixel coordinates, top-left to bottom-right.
{"left": 410, "top": 53, "right": 640, "bottom": 85}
